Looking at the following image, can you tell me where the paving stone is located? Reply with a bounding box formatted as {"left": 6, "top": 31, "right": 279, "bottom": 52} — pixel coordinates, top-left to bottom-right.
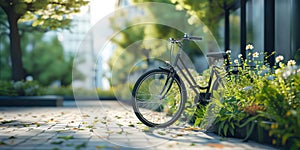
{"left": 0, "top": 101, "right": 279, "bottom": 150}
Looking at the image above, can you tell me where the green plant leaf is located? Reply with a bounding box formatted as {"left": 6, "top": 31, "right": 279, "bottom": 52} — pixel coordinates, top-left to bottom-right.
{"left": 282, "top": 133, "right": 293, "bottom": 145}
{"left": 57, "top": 136, "right": 74, "bottom": 140}
{"left": 218, "top": 121, "right": 225, "bottom": 136}
{"left": 223, "top": 124, "right": 229, "bottom": 136}
{"left": 243, "top": 122, "right": 255, "bottom": 141}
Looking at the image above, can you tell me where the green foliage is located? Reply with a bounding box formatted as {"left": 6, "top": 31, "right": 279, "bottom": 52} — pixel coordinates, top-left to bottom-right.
{"left": 170, "top": 0, "right": 234, "bottom": 36}
{"left": 96, "top": 88, "right": 115, "bottom": 98}
{"left": 109, "top": 1, "right": 209, "bottom": 88}
{"left": 43, "top": 86, "right": 115, "bottom": 97}
{"left": 0, "top": 0, "right": 89, "bottom": 31}
{"left": 0, "top": 80, "right": 41, "bottom": 96}
{"left": 195, "top": 46, "right": 300, "bottom": 148}
{"left": 22, "top": 32, "right": 75, "bottom": 86}
{"left": 43, "top": 86, "right": 73, "bottom": 96}
{"left": 151, "top": 44, "right": 298, "bottom": 147}
{"left": 0, "top": 8, "right": 10, "bottom": 80}
{"left": 0, "top": 30, "right": 79, "bottom": 85}
{"left": 0, "top": 38, "right": 11, "bottom": 80}
{"left": 0, "top": 80, "right": 115, "bottom": 97}
{"left": 0, "top": 0, "right": 89, "bottom": 81}
{"left": 0, "top": 81, "right": 17, "bottom": 96}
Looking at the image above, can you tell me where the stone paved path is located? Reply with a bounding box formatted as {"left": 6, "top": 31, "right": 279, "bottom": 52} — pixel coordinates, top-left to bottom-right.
{"left": 0, "top": 100, "right": 278, "bottom": 150}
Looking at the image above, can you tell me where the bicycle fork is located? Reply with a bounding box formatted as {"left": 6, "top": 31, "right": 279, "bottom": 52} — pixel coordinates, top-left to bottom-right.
{"left": 158, "top": 67, "right": 176, "bottom": 100}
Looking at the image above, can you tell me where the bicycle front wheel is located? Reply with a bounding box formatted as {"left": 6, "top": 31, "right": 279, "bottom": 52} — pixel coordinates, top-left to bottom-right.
{"left": 132, "top": 69, "right": 186, "bottom": 127}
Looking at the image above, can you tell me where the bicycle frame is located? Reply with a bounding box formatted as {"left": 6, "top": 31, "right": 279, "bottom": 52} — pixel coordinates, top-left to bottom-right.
{"left": 159, "top": 39, "right": 225, "bottom": 102}
{"left": 131, "top": 34, "right": 230, "bottom": 127}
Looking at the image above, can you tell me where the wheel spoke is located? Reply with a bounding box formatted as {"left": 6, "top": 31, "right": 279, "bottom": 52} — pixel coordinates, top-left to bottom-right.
{"left": 132, "top": 69, "right": 186, "bottom": 127}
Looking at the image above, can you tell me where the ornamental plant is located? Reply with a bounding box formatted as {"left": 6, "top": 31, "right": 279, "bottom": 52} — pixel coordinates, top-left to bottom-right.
{"left": 196, "top": 44, "right": 300, "bottom": 149}
{"left": 0, "top": 80, "right": 41, "bottom": 96}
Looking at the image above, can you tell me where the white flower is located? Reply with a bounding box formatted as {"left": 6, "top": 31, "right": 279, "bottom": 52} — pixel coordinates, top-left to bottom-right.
{"left": 283, "top": 70, "right": 292, "bottom": 79}
{"left": 234, "top": 59, "right": 239, "bottom": 64}
{"left": 253, "top": 52, "right": 259, "bottom": 58}
{"left": 275, "top": 69, "right": 281, "bottom": 75}
{"left": 275, "top": 55, "right": 284, "bottom": 63}
{"left": 238, "top": 54, "right": 243, "bottom": 58}
{"left": 246, "top": 44, "right": 254, "bottom": 50}
{"left": 297, "top": 69, "right": 300, "bottom": 73}
{"left": 226, "top": 50, "right": 231, "bottom": 54}
{"left": 287, "top": 60, "right": 296, "bottom": 66}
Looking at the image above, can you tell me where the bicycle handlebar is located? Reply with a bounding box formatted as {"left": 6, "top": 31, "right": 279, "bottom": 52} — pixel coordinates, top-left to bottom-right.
{"left": 169, "top": 33, "right": 202, "bottom": 44}
{"left": 183, "top": 33, "right": 202, "bottom": 41}
{"left": 187, "top": 36, "right": 203, "bottom": 41}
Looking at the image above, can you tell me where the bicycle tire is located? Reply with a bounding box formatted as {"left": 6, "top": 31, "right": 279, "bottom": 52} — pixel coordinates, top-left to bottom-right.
{"left": 132, "top": 69, "right": 187, "bottom": 127}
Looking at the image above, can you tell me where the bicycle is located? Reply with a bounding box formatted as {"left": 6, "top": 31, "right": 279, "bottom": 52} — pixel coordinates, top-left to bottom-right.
{"left": 131, "top": 33, "right": 227, "bottom": 128}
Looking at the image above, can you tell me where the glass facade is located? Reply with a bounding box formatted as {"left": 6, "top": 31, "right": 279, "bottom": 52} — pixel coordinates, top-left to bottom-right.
{"left": 246, "top": 0, "right": 264, "bottom": 60}
{"left": 225, "top": 0, "right": 300, "bottom": 64}
{"left": 229, "top": 8, "right": 241, "bottom": 60}
{"left": 275, "top": 0, "right": 292, "bottom": 60}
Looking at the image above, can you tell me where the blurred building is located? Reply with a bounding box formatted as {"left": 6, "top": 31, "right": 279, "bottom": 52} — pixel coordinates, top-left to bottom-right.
{"left": 57, "top": 0, "right": 116, "bottom": 89}
{"left": 56, "top": 4, "right": 96, "bottom": 89}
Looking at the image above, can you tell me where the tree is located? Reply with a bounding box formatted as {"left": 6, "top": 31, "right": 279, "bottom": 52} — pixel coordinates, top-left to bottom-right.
{"left": 109, "top": 1, "right": 197, "bottom": 85}
{"left": 22, "top": 32, "right": 76, "bottom": 86}
{"left": 109, "top": 0, "right": 219, "bottom": 86}
{"left": 0, "top": 0, "right": 89, "bottom": 81}
{"left": 170, "top": 0, "right": 234, "bottom": 40}
{"left": 0, "top": 28, "right": 81, "bottom": 85}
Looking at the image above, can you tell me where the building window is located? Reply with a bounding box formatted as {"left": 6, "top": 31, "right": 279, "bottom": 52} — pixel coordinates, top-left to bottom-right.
{"left": 275, "top": 0, "right": 292, "bottom": 59}
{"left": 229, "top": 8, "right": 241, "bottom": 59}
{"left": 246, "top": 0, "right": 264, "bottom": 60}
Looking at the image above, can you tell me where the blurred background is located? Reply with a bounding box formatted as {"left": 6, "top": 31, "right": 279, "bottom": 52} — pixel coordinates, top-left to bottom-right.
{"left": 1, "top": 0, "right": 299, "bottom": 97}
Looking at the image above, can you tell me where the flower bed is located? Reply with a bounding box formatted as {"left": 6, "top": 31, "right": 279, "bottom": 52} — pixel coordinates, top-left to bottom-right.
{"left": 193, "top": 45, "right": 300, "bottom": 149}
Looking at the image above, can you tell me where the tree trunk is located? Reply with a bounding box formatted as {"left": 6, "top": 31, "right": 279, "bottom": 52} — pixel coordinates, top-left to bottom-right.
{"left": 6, "top": 7, "right": 25, "bottom": 81}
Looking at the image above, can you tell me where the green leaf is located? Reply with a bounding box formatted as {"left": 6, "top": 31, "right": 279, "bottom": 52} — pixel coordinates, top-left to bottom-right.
{"left": 157, "top": 131, "right": 166, "bottom": 135}
{"left": 238, "top": 115, "right": 259, "bottom": 128}
{"left": 282, "top": 133, "right": 293, "bottom": 145}
{"left": 229, "top": 127, "right": 234, "bottom": 136}
{"left": 243, "top": 122, "right": 255, "bottom": 141}
{"left": 213, "top": 90, "right": 221, "bottom": 100}
{"left": 51, "top": 141, "right": 64, "bottom": 145}
{"left": 57, "top": 136, "right": 74, "bottom": 140}
{"left": 128, "top": 124, "right": 135, "bottom": 127}
{"left": 218, "top": 121, "right": 225, "bottom": 135}
{"left": 75, "top": 142, "right": 87, "bottom": 150}
{"left": 223, "top": 124, "right": 228, "bottom": 136}
{"left": 194, "top": 118, "right": 201, "bottom": 127}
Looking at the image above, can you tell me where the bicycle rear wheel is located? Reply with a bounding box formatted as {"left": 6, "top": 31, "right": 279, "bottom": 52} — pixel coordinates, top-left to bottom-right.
{"left": 132, "top": 69, "right": 186, "bottom": 127}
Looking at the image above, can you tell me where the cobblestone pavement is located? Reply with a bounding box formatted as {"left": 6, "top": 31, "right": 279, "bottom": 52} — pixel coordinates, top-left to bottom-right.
{"left": 0, "top": 100, "right": 278, "bottom": 150}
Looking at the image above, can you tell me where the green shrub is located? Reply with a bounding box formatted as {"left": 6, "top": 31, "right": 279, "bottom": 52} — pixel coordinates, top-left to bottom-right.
{"left": 0, "top": 80, "right": 41, "bottom": 96}
{"left": 0, "top": 80, "right": 115, "bottom": 98}
{"left": 96, "top": 88, "right": 115, "bottom": 97}
{"left": 42, "top": 86, "right": 73, "bottom": 96}
{"left": 171, "top": 45, "right": 300, "bottom": 149}
{"left": 193, "top": 45, "right": 300, "bottom": 149}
